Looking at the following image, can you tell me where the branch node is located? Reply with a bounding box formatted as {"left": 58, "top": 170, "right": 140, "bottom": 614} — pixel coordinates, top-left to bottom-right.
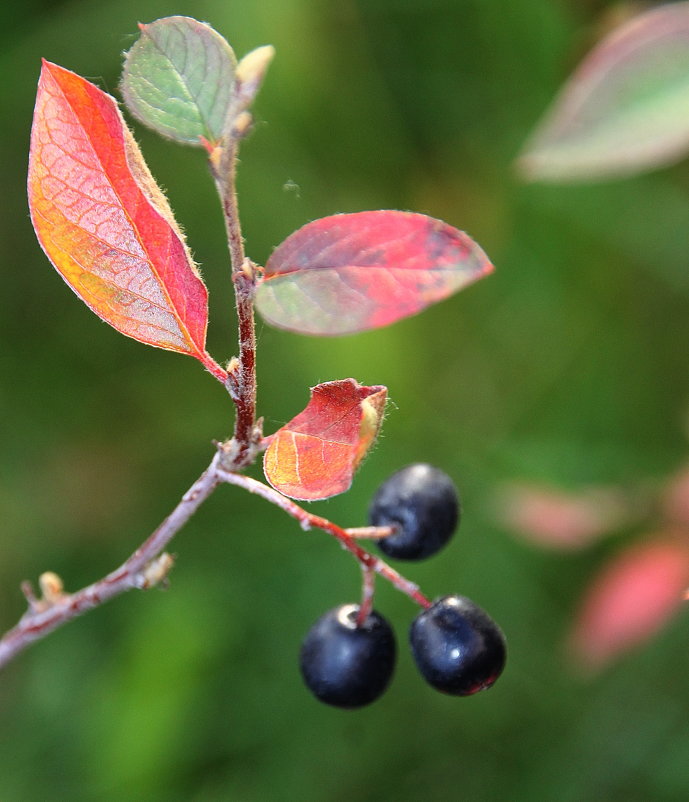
{"left": 231, "top": 111, "right": 253, "bottom": 140}
{"left": 217, "top": 428, "right": 263, "bottom": 471}
{"left": 207, "top": 142, "right": 224, "bottom": 176}
{"left": 251, "top": 418, "right": 264, "bottom": 445}
{"left": 218, "top": 437, "right": 242, "bottom": 470}
{"left": 20, "top": 572, "right": 67, "bottom": 616}
{"left": 225, "top": 358, "right": 240, "bottom": 400}
{"left": 136, "top": 553, "right": 175, "bottom": 590}
{"left": 240, "top": 257, "right": 256, "bottom": 281}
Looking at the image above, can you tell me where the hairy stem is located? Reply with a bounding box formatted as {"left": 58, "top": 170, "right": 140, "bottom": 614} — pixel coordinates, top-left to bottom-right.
{"left": 213, "top": 129, "right": 259, "bottom": 468}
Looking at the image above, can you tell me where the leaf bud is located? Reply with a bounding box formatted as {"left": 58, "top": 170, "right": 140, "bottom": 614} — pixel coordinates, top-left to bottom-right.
{"left": 234, "top": 45, "right": 275, "bottom": 109}
{"left": 39, "top": 571, "right": 64, "bottom": 604}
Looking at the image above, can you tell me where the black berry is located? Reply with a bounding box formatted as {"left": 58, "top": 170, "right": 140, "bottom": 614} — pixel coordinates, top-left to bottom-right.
{"left": 410, "top": 595, "right": 506, "bottom": 695}
{"left": 299, "top": 604, "right": 396, "bottom": 708}
{"left": 369, "top": 463, "right": 459, "bottom": 560}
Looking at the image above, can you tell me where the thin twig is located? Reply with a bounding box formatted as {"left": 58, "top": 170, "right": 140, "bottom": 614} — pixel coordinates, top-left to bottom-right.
{"left": 0, "top": 453, "right": 222, "bottom": 671}
{"left": 0, "top": 455, "right": 431, "bottom": 670}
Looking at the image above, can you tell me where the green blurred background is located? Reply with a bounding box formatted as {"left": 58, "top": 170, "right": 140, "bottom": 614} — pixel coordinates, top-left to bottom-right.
{"left": 3, "top": 0, "right": 689, "bottom": 799}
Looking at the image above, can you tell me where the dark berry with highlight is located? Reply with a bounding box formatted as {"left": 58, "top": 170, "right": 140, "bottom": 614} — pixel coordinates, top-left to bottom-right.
{"left": 410, "top": 595, "right": 506, "bottom": 695}
{"left": 369, "top": 463, "right": 459, "bottom": 560}
{"left": 299, "top": 604, "right": 396, "bottom": 708}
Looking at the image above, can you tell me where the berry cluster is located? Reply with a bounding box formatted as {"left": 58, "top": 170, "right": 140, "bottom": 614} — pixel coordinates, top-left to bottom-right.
{"left": 299, "top": 464, "right": 507, "bottom": 708}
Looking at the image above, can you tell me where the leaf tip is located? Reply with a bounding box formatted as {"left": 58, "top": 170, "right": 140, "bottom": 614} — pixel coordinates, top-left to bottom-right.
{"left": 236, "top": 45, "right": 275, "bottom": 83}
{"left": 39, "top": 58, "right": 56, "bottom": 76}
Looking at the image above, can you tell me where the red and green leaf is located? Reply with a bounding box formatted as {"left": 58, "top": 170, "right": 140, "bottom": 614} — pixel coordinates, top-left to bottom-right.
{"left": 264, "top": 379, "right": 387, "bottom": 500}
{"left": 255, "top": 211, "right": 493, "bottom": 336}
{"left": 121, "top": 16, "right": 236, "bottom": 147}
{"left": 28, "top": 61, "right": 222, "bottom": 377}
{"left": 518, "top": 2, "right": 689, "bottom": 182}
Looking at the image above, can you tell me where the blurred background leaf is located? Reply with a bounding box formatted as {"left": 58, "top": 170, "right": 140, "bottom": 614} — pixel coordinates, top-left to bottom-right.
{"left": 2, "top": 1, "right": 689, "bottom": 800}
{"left": 517, "top": 1, "right": 689, "bottom": 182}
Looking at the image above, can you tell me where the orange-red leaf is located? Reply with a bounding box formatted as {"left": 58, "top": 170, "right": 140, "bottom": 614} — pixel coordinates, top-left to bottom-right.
{"left": 263, "top": 379, "right": 387, "bottom": 500}
{"left": 28, "top": 61, "right": 212, "bottom": 363}
{"left": 567, "top": 538, "right": 689, "bottom": 672}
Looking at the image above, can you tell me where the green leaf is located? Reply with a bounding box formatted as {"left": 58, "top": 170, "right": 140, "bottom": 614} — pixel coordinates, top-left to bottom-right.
{"left": 120, "top": 16, "right": 236, "bottom": 146}
{"left": 518, "top": 2, "right": 689, "bottom": 182}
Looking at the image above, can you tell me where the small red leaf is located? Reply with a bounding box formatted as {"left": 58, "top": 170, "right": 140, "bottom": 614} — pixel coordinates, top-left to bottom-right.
{"left": 255, "top": 211, "right": 493, "bottom": 335}
{"left": 567, "top": 538, "right": 689, "bottom": 672}
{"left": 28, "top": 61, "right": 217, "bottom": 371}
{"left": 263, "top": 379, "right": 387, "bottom": 500}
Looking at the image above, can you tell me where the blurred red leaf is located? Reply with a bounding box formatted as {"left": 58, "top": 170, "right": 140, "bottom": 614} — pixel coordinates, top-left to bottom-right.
{"left": 255, "top": 211, "right": 493, "bottom": 335}
{"left": 661, "top": 464, "right": 689, "bottom": 528}
{"left": 263, "top": 379, "right": 387, "bottom": 500}
{"left": 567, "top": 538, "right": 689, "bottom": 672}
{"left": 28, "top": 61, "right": 218, "bottom": 372}
{"left": 496, "top": 483, "right": 633, "bottom": 550}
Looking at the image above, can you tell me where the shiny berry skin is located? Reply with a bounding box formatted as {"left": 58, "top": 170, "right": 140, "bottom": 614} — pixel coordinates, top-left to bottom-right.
{"left": 410, "top": 595, "right": 506, "bottom": 695}
{"left": 299, "top": 604, "right": 396, "bottom": 708}
{"left": 369, "top": 463, "right": 459, "bottom": 560}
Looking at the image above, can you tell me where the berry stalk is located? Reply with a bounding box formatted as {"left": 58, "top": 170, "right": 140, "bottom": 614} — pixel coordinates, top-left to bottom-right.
{"left": 357, "top": 566, "right": 376, "bottom": 626}
{"left": 214, "top": 467, "right": 432, "bottom": 609}
{"left": 0, "top": 452, "right": 436, "bottom": 671}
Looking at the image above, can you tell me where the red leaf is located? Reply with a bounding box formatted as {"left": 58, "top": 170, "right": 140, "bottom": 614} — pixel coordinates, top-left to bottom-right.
{"left": 661, "top": 464, "right": 689, "bottom": 528}
{"left": 28, "top": 61, "right": 219, "bottom": 373}
{"left": 263, "top": 379, "right": 387, "bottom": 500}
{"left": 255, "top": 211, "right": 493, "bottom": 335}
{"left": 567, "top": 538, "right": 689, "bottom": 672}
